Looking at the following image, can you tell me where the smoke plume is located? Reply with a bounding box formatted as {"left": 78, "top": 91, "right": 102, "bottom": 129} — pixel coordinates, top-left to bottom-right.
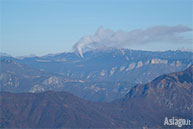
{"left": 73, "top": 25, "right": 192, "bottom": 57}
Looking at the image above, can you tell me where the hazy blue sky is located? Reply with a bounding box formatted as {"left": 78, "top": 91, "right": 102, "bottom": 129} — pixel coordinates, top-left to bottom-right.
{"left": 1, "top": 0, "right": 192, "bottom": 56}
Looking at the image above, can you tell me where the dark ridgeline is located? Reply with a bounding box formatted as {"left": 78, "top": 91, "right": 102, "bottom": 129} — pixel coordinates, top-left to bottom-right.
{"left": 0, "top": 65, "right": 192, "bottom": 128}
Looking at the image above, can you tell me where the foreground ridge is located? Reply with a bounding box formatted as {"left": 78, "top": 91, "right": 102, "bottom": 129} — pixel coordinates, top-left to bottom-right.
{"left": 0, "top": 66, "right": 192, "bottom": 128}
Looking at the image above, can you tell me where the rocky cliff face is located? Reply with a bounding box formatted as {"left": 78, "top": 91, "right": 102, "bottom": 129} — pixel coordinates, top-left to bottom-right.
{"left": 0, "top": 59, "right": 134, "bottom": 102}
{"left": 1, "top": 49, "right": 192, "bottom": 102}
{"left": 2, "top": 49, "right": 192, "bottom": 83}
{"left": 0, "top": 66, "right": 192, "bottom": 128}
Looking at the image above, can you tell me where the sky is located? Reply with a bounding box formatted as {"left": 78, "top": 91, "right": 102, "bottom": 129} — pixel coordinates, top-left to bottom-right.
{"left": 1, "top": 0, "right": 193, "bottom": 56}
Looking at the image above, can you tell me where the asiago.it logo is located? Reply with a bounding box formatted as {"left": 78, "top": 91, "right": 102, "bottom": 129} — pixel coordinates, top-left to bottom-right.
{"left": 164, "top": 117, "right": 191, "bottom": 128}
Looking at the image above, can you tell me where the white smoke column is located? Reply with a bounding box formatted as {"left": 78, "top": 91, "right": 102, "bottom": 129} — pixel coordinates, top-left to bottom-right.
{"left": 75, "top": 36, "right": 92, "bottom": 57}
{"left": 73, "top": 27, "right": 104, "bottom": 57}
{"left": 73, "top": 25, "right": 192, "bottom": 57}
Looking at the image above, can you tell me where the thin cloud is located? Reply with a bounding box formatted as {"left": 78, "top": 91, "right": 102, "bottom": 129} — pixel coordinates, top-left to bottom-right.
{"left": 73, "top": 25, "right": 192, "bottom": 57}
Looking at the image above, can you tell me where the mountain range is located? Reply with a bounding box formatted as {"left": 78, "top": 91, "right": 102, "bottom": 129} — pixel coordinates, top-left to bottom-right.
{"left": 0, "top": 65, "right": 192, "bottom": 128}
{"left": 0, "top": 58, "right": 133, "bottom": 102}
{"left": 0, "top": 49, "right": 192, "bottom": 102}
